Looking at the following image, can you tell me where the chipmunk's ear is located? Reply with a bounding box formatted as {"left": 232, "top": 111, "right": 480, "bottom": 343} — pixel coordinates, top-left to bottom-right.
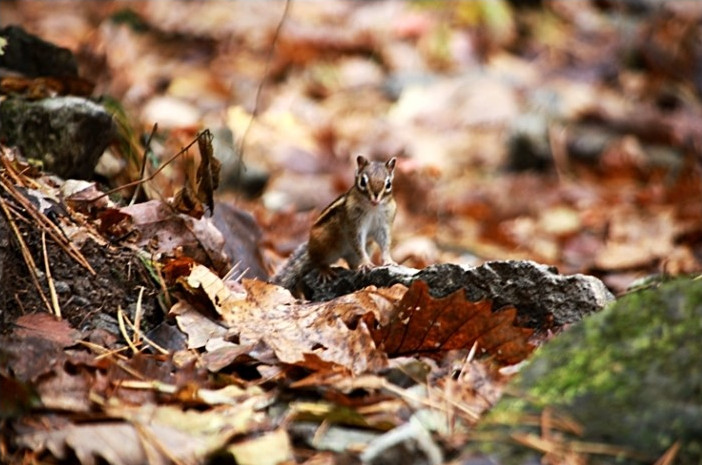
{"left": 386, "top": 157, "right": 396, "bottom": 172}
{"left": 356, "top": 155, "right": 369, "bottom": 169}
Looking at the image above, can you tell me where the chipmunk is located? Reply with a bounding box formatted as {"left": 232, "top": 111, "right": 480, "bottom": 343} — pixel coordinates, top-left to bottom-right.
{"left": 272, "top": 156, "right": 397, "bottom": 291}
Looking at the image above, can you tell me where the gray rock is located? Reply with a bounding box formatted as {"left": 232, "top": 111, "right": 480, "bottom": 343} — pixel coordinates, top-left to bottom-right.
{"left": 0, "top": 96, "right": 115, "bottom": 179}
{"left": 300, "top": 260, "right": 613, "bottom": 328}
{"left": 0, "top": 26, "right": 78, "bottom": 77}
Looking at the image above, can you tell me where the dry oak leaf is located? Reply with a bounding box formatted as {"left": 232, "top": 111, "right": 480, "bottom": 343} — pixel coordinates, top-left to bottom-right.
{"left": 12, "top": 313, "right": 81, "bottom": 347}
{"left": 18, "top": 400, "right": 261, "bottom": 465}
{"left": 164, "top": 258, "right": 241, "bottom": 316}
{"left": 120, "top": 200, "right": 228, "bottom": 270}
{"left": 18, "top": 422, "right": 157, "bottom": 465}
{"left": 170, "top": 300, "right": 228, "bottom": 349}
{"left": 220, "top": 280, "right": 406, "bottom": 374}
{"left": 226, "top": 427, "right": 293, "bottom": 465}
{"left": 184, "top": 263, "right": 233, "bottom": 308}
{"left": 368, "top": 280, "right": 535, "bottom": 365}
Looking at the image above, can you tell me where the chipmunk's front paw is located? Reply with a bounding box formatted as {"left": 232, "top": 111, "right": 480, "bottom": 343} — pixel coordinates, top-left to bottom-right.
{"left": 316, "top": 267, "right": 337, "bottom": 283}
{"left": 357, "top": 259, "right": 374, "bottom": 273}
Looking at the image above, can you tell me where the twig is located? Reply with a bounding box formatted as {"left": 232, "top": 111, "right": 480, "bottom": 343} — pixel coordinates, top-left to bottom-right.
{"left": 41, "top": 231, "right": 62, "bottom": 319}
{"left": 465, "top": 340, "right": 478, "bottom": 365}
{"left": 1, "top": 147, "right": 29, "bottom": 186}
{"left": 312, "top": 419, "right": 331, "bottom": 448}
{"left": 129, "top": 123, "right": 158, "bottom": 206}
{"left": 90, "top": 130, "right": 204, "bottom": 203}
{"left": 237, "top": 0, "right": 291, "bottom": 160}
{"left": 79, "top": 340, "right": 129, "bottom": 360}
{"left": 92, "top": 346, "right": 130, "bottom": 361}
{"left": 654, "top": 441, "right": 680, "bottom": 465}
{"left": 511, "top": 432, "right": 651, "bottom": 461}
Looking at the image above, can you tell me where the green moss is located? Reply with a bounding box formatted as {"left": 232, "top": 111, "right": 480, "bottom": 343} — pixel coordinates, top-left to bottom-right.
{"left": 476, "top": 278, "right": 702, "bottom": 464}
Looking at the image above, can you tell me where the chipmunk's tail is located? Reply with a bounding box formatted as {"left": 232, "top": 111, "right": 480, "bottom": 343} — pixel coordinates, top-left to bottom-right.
{"left": 270, "top": 242, "right": 312, "bottom": 290}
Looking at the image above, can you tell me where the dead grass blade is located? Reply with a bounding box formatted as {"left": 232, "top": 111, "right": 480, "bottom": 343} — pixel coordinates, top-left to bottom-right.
{"left": 41, "top": 231, "right": 62, "bottom": 319}
{"left": 78, "top": 340, "right": 145, "bottom": 380}
{"left": 121, "top": 302, "right": 169, "bottom": 355}
{"left": 117, "top": 306, "right": 140, "bottom": 355}
{"left": 132, "top": 286, "right": 145, "bottom": 346}
{"left": 0, "top": 193, "right": 53, "bottom": 314}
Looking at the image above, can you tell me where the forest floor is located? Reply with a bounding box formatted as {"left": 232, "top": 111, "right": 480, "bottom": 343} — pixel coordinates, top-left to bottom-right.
{"left": 1, "top": 1, "right": 701, "bottom": 464}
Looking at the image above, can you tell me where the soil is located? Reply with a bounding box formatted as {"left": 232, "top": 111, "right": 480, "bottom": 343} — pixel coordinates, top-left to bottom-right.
{"left": 0, "top": 203, "right": 162, "bottom": 336}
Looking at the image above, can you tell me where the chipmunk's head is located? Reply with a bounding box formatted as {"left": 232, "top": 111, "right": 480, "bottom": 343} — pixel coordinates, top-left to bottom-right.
{"left": 355, "top": 155, "right": 396, "bottom": 205}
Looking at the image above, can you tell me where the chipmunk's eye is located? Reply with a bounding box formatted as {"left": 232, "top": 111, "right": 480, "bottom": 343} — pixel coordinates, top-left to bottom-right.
{"left": 358, "top": 174, "right": 368, "bottom": 191}
{"left": 385, "top": 179, "right": 392, "bottom": 191}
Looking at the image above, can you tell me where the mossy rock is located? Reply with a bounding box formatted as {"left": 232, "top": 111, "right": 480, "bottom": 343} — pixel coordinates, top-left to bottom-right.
{"left": 0, "top": 96, "right": 114, "bottom": 180}
{"left": 474, "top": 277, "right": 702, "bottom": 464}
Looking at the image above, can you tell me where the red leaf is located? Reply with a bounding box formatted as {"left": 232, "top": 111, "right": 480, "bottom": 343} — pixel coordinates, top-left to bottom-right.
{"left": 370, "top": 280, "right": 534, "bottom": 364}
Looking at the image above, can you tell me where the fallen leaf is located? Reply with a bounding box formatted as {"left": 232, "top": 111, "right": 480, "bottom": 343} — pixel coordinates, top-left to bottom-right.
{"left": 108, "top": 400, "right": 260, "bottom": 462}
{"left": 288, "top": 400, "right": 373, "bottom": 428}
{"left": 120, "top": 200, "right": 228, "bottom": 271}
{"left": 220, "top": 280, "right": 405, "bottom": 374}
{"left": 12, "top": 313, "right": 81, "bottom": 347}
{"left": 227, "top": 428, "right": 293, "bottom": 465}
{"left": 20, "top": 405, "right": 254, "bottom": 465}
{"left": 201, "top": 340, "right": 274, "bottom": 373}
{"left": 97, "top": 208, "right": 133, "bottom": 238}
{"left": 0, "top": 374, "right": 41, "bottom": 418}
{"left": 368, "top": 280, "right": 534, "bottom": 365}
{"left": 595, "top": 207, "right": 677, "bottom": 270}
{"left": 195, "top": 129, "right": 220, "bottom": 214}
{"left": 2, "top": 335, "right": 67, "bottom": 383}
{"left": 35, "top": 365, "right": 93, "bottom": 412}
{"left": 170, "top": 179, "right": 204, "bottom": 219}
{"left": 171, "top": 301, "right": 228, "bottom": 349}
{"left": 185, "top": 264, "right": 235, "bottom": 308}
{"left": 18, "top": 423, "right": 160, "bottom": 465}
{"left": 201, "top": 344, "right": 253, "bottom": 372}
{"left": 62, "top": 180, "right": 112, "bottom": 214}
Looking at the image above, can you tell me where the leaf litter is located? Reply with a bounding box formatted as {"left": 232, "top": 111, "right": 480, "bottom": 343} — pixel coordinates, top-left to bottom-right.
{"left": 3, "top": 1, "right": 702, "bottom": 464}
{"left": 3, "top": 224, "right": 531, "bottom": 464}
